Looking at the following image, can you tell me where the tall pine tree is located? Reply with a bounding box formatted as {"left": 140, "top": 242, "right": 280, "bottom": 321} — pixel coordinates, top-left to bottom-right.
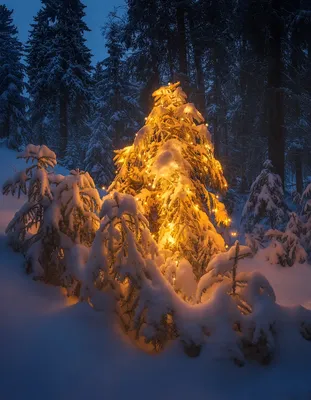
{"left": 0, "top": 5, "right": 27, "bottom": 148}
{"left": 26, "top": 0, "right": 92, "bottom": 163}
{"left": 27, "top": 7, "right": 56, "bottom": 146}
{"left": 102, "top": 15, "right": 141, "bottom": 148}
{"left": 84, "top": 15, "right": 142, "bottom": 187}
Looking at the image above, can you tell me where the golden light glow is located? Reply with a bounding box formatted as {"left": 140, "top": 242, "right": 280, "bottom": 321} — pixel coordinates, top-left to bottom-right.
{"left": 184, "top": 105, "right": 192, "bottom": 113}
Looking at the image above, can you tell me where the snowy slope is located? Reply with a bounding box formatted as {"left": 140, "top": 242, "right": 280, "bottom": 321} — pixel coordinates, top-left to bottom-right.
{"left": 1, "top": 147, "right": 311, "bottom": 400}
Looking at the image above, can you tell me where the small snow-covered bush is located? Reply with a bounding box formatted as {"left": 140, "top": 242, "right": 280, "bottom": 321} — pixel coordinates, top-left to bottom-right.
{"left": 245, "top": 224, "right": 266, "bottom": 255}
{"left": 265, "top": 213, "right": 307, "bottom": 267}
{"left": 86, "top": 212, "right": 279, "bottom": 364}
{"left": 196, "top": 241, "right": 253, "bottom": 302}
{"left": 196, "top": 242, "right": 277, "bottom": 364}
{"left": 3, "top": 144, "right": 101, "bottom": 292}
{"left": 3, "top": 144, "right": 57, "bottom": 249}
{"left": 85, "top": 191, "right": 176, "bottom": 350}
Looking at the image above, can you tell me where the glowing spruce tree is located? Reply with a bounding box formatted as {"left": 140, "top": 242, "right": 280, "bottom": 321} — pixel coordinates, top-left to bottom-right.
{"left": 109, "top": 82, "right": 230, "bottom": 278}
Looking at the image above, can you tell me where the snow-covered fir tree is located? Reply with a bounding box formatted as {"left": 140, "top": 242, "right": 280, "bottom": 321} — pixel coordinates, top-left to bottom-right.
{"left": 26, "top": 0, "right": 92, "bottom": 160}
{"left": 0, "top": 5, "right": 27, "bottom": 148}
{"left": 242, "top": 160, "right": 287, "bottom": 232}
{"left": 110, "top": 82, "right": 230, "bottom": 278}
{"left": 266, "top": 212, "right": 307, "bottom": 267}
{"left": 2, "top": 144, "right": 101, "bottom": 293}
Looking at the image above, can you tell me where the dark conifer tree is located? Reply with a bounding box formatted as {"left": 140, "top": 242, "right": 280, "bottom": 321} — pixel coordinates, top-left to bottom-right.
{"left": 27, "top": 7, "right": 56, "bottom": 146}
{"left": 26, "top": 0, "right": 92, "bottom": 164}
{"left": 0, "top": 5, "right": 27, "bottom": 148}
{"left": 102, "top": 16, "right": 141, "bottom": 148}
{"left": 84, "top": 62, "right": 114, "bottom": 187}
{"left": 125, "top": 0, "right": 176, "bottom": 112}
{"left": 84, "top": 15, "right": 141, "bottom": 186}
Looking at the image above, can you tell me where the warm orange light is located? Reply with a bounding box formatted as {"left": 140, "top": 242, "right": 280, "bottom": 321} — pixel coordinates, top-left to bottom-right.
{"left": 168, "top": 236, "right": 175, "bottom": 245}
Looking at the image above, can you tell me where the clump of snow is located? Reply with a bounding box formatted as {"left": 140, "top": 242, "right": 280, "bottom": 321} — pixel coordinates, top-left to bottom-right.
{"left": 152, "top": 139, "right": 189, "bottom": 177}
{"left": 18, "top": 144, "right": 57, "bottom": 168}
{"left": 175, "top": 103, "right": 204, "bottom": 123}
{"left": 175, "top": 259, "right": 197, "bottom": 301}
{"left": 134, "top": 125, "right": 153, "bottom": 148}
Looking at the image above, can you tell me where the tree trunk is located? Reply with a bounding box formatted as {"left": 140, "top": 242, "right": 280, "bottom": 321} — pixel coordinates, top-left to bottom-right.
{"left": 59, "top": 88, "right": 69, "bottom": 156}
{"left": 176, "top": 3, "right": 188, "bottom": 77}
{"left": 2, "top": 110, "right": 10, "bottom": 139}
{"left": 212, "top": 48, "right": 221, "bottom": 158}
{"left": 187, "top": 9, "right": 206, "bottom": 113}
{"left": 167, "top": 35, "right": 175, "bottom": 81}
{"left": 295, "top": 149, "right": 303, "bottom": 194}
{"left": 113, "top": 82, "right": 121, "bottom": 149}
{"left": 267, "top": 0, "right": 285, "bottom": 185}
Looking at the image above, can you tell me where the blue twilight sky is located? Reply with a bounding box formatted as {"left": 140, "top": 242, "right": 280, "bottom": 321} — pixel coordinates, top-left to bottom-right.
{"left": 4, "top": 0, "right": 125, "bottom": 64}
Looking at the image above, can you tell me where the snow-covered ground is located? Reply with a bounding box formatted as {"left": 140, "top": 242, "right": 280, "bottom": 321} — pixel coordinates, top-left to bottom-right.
{"left": 1, "top": 146, "right": 311, "bottom": 400}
